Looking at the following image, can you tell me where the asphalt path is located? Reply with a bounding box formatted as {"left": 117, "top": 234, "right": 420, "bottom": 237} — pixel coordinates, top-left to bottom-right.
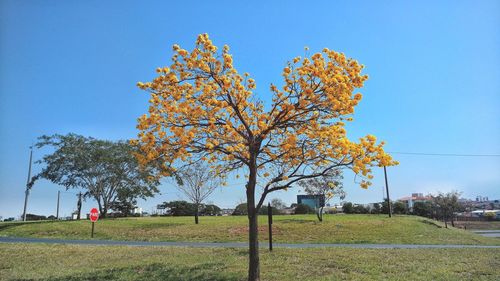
{"left": 1, "top": 237, "right": 499, "bottom": 249}
{"left": 471, "top": 230, "right": 500, "bottom": 238}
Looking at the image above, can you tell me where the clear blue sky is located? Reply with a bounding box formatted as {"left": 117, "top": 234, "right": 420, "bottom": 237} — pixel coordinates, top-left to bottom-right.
{"left": 1, "top": 0, "right": 499, "bottom": 219}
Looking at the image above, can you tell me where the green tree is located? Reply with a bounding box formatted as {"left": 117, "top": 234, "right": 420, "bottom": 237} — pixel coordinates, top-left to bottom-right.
{"left": 431, "top": 191, "right": 462, "bottom": 228}
{"left": 201, "top": 204, "right": 221, "bottom": 216}
{"left": 270, "top": 198, "right": 287, "bottom": 211}
{"left": 33, "top": 134, "right": 160, "bottom": 218}
{"left": 412, "top": 201, "right": 433, "bottom": 217}
{"left": 353, "top": 204, "right": 369, "bottom": 214}
{"left": 233, "top": 203, "right": 248, "bottom": 216}
{"left": 294, "top": 203, "right": 315, "bottom": 214}
{"left": 371, "top": 203, "right": 381, "bottom": 214}
{"left": 393, "top": 201, "right": 407, "bottom": 214}
{"left": 381, "top": 199, "right": 391, "bottom": 215}
{"left": 162, "top": 200, "right": 197, "bottom": 216}
{"left": 342, "top": 202, "right": 354, "bottom": 214}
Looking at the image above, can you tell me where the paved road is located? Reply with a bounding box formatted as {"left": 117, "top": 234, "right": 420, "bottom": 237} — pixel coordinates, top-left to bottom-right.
{"left": 471, "top": 230, "right": 500, "bottom": 238}
{"left": 1, "top": 237, "right": 499, "bottom": 249}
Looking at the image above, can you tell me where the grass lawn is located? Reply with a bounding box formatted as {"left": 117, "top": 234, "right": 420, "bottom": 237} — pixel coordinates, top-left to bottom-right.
{"left": 1, "top": 214, "right": 498, "bottom": 245}
{"left": 0, "top": 243, "right": 499, "bottom": 281}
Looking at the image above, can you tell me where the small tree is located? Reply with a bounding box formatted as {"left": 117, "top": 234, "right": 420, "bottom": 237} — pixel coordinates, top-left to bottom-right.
{"left": 393, "top": 201, "right": 407, "bottom": 214}
{"left": 175, "top": 163, "right": 220, "bottom": 224}
{"left": 34, "top": 134, "right": 160, "bottom": 218}
{"left": 371, "top": 203, "right": 381, "bottom": 214}
{"left": 298, "top": 169, "right": 345, "bottom": 221}
{"left": 270, "top": 198, "right": 287, "bottom": 211}
{"left": 353, "top": 204, "right": 369, "bottom": 214}
{"left": 134, "top": 34, "right": 397, "bottom": 281}
{"left": 431, "top": 191, "right": 461, "bottom": 228}
{"left": 381, "top": 199, "right": 391, "bottom": 215}
{"left": 412, "top": 201, "right": 432, "bottom": 217}
{"left": 294, "top": 203, "right": 315, "bottom": 214}
{"left": 201, "top": 204, "right": 221, "bottom": 216}
{"left": 110, "top": 192, "right": 137, "bottom": 217}
{"left": 162, "top": 200, "right": 197, "bottom": 216}
{"left": 342, "top": 202, "right": 354, "bottom": 214}
{"left": 233, "top": 203, "right": 248, "bottom": 216}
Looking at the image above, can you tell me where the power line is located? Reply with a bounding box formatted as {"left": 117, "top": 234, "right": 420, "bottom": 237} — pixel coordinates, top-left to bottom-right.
{"left": 387, "top": 151, "right": 500, "bottom": 157}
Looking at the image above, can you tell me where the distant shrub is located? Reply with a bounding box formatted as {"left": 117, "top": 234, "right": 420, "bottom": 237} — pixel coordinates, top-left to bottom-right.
{"left": 342, "top": 202, "right": 354, "bottom": 214}
{"left": 25, "top": 214, "right": 47, "bottom": 221}
{"left": 294, "top": 204, "right": 315, "bottom": 214}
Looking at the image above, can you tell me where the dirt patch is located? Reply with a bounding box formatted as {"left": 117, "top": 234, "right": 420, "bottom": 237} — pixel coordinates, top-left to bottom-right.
{"left": 228, "top": 225, "right": 281, "bottom": 236}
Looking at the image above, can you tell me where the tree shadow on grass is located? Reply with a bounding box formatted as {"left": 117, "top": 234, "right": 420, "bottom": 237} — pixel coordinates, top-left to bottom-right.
{"left": 13, "top": 262, "right": 243, "bottom": 281}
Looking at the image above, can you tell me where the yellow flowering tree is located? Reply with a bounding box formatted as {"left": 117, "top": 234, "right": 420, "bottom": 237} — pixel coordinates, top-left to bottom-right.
{"left": 133, "top": 34, "right": 398, "bottom": 281}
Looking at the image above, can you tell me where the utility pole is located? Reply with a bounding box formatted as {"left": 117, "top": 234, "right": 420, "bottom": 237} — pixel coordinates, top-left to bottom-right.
{"left": 56, "top": 190, "right": 60, "bottom": 219}
{"left": 22, "top": 147, "right": 33, "bottom": 221}
{"left": 383, "top": 166, "right": 392, "bottom": 218}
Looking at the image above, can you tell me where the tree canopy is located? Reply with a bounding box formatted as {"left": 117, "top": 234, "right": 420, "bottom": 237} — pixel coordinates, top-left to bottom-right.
{"left": 34, "top": 134, "right": 161, "bottom": 217}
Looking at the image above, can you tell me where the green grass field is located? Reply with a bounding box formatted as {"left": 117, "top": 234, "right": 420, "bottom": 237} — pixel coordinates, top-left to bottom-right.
{"left": 0, "top": 243, "right": 499, "bottom": 281}
{"left": 1, "top": 214, "right": 498, "bottom": 245}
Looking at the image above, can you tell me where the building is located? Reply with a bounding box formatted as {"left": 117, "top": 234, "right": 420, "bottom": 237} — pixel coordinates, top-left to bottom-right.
{"left": 471, "top": 209, "right": 500, "bottom": 219}
{"left": 398, "top": 193, "right": 431, "bottom": 211}
{"left": 132, "top": 207, "right": 143, "bottom": 215}
{"left": 297, "top": 194, "right": 325, "bottom": 209}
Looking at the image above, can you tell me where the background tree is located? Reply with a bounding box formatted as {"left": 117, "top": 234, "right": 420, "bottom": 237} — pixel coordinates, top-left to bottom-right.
{"left": 431, "top": 191, "right": 462, "bottom": 228}
{"left": 393, "top": 201, "right": 408, "bottom": 214}
{"left": 232, "top": 203, "right": 248, "bottom": 216}
{"left": 270, "top": 198, "right": 287, "bottom": 211}
{"left": 342, "top": 202, "right": 354, "bottom": 214}
{"left": 298, "top": 169, "right": 345, "bottom": 221}
{"left": 34, "top": 134, "right": 160, "bottom": 218}
{"left": 201, "top": 204, "right": 221, "bottom": 216}
{"left": 175, "top": 163, "right": 220, "bottom": 224}
{"left": 162, "top": 200, "right": 197, "bottom": 216}
{"left": 381, "top": 199, "right": 392, "bottom": 215}
{"left": 134, "top": 34, "right": 397, "bottom": 281}
{"left": 109, "top": 188, "right": 139, "bottom": 217}
{"left": 412, "top": 201, "right": 433, "bottom": 217}
{"left": 353, "top": 204, "right": 369, "bottom": 214}
{"left": 370, "top": 203, "right": 381, "bottom": 214}
{"left": 294, "top": 203, "right": 315, "bottom": 214}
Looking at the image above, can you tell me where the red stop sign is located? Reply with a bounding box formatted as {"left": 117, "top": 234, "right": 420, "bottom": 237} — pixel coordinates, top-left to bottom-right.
{"left": 89, "top": 208, "right": 99, "bottom": 222}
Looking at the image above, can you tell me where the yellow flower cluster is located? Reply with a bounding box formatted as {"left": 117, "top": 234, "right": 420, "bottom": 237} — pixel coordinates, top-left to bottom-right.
{"left": 133, "top": 34, "right": 397, "bottom": 187}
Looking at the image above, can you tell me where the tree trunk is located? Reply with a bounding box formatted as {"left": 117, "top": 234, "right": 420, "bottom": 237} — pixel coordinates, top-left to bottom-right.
{"left": 97, "top": 199, "right": 108, "bottom": 218}
{"left": 317, "top": 207, "right": 324, "bottom": 222}
{"left": 76, "top": 193, "right": 82, "bottom": 220}
{"left": 246, "top": 160, "right": 260, "bottom": 281}
{"left": 248, "top": 210, "right": 260, "bottom": 281}
{"left": 195, "top": 203, "right": 199, "bottom": 224}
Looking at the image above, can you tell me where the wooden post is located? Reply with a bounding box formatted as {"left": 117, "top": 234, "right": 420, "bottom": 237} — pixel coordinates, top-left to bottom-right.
{"left": 268, "top": 202, "right": 273, "bottom": 251}
{"left": 91, "top": 222, "right": 95, "bottom": 238}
